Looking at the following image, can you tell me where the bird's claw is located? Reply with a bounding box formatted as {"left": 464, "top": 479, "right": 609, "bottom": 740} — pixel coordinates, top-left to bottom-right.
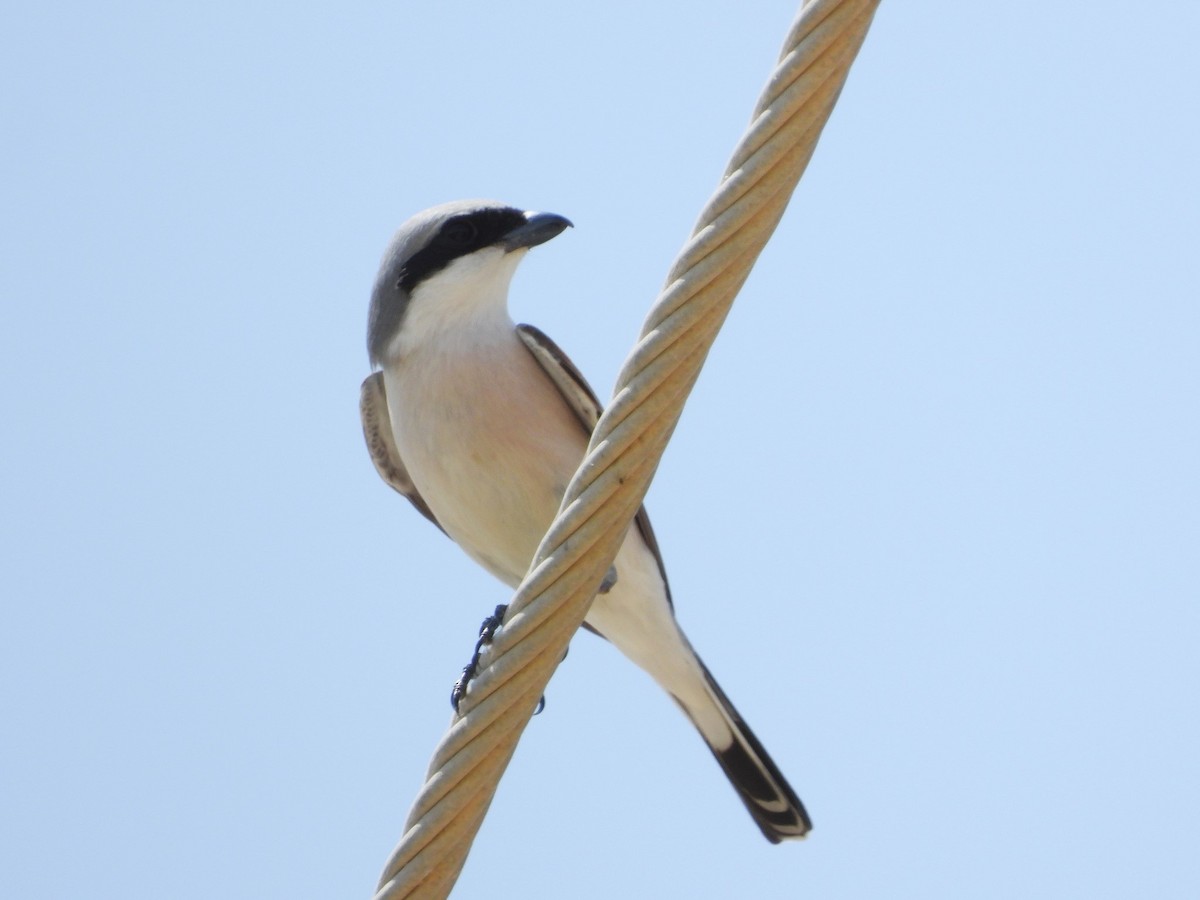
{"left": 451, "top": 604, "right": 508, "bottom": 712}
{"left": 450, "top": 604, "right": 549, "bottom": 715}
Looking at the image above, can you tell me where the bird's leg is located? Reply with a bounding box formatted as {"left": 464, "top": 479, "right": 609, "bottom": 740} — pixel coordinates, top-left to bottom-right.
{"left": 598, "top": 565, "right": 618, "bottom": 594}
{"left": 451, "top": 604, "right": 507, "bottom": 712}
{"left": 451, "top": 604, "right": 551, "bottom": 715}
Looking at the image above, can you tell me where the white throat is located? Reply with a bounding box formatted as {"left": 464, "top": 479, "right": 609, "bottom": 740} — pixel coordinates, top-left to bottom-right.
{"left": 387, "top": 248, "right": 525, "bottom": 361}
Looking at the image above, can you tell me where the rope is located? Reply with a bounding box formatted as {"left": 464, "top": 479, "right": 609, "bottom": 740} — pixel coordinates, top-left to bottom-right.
{"left": 373, "top": 1, "right": 880, "bottom": 895}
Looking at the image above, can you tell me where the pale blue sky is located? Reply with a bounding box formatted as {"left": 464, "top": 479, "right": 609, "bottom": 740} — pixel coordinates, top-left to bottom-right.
{"left": 2, "top": 2, "right": 1197, "bottom": 898}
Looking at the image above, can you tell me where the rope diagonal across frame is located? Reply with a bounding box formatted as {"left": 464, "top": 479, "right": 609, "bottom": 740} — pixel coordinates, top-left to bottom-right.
{"left": 374, "top": 1, "right": 880, "bottom": 896}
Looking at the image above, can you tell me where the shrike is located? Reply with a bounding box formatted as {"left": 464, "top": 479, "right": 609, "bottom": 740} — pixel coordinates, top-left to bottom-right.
{"left": 360, "top": 199, "right": 811, "bottom": 842}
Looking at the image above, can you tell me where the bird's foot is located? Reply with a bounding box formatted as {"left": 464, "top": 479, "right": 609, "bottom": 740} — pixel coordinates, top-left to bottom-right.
{"left": 451, "top": 604, "right": 507, "bottom": 712}
{"left": 450, "top": 604, "right": 549, "bottom": 715}
{"left": 598, "top": 565, "right": 618, "bottom": 594}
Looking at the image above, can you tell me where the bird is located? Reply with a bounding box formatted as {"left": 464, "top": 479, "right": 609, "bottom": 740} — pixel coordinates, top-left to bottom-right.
{"left": 360, "top": 199, "right": 811, "bottom": 843}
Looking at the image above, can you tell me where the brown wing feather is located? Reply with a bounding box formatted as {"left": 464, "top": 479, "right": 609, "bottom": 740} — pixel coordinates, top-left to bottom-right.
{"left": 515, "top": 324, "right": 673, "bottom": 605}
{"left": 359, "top": 372, "right": 446, "bottom": 534}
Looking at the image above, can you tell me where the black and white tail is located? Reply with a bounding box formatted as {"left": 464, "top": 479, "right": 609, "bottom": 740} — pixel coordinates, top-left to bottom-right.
{"left": 681, "top": 657, "right": 812, "bottom": 843}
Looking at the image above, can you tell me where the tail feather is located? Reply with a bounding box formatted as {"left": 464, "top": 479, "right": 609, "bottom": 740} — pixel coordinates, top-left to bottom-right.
{"left": 686, "top": 657, "right": 812, "bottom": 843}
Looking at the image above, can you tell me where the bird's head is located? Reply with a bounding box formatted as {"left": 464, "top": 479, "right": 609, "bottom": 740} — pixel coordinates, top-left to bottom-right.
{"left": 368, "top": 200, "right": 572, "bottom": 366}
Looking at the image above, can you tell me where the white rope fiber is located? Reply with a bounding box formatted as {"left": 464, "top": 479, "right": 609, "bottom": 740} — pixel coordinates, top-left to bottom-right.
{"left": 373, "top": 1, "right": 880, "bottom": 895}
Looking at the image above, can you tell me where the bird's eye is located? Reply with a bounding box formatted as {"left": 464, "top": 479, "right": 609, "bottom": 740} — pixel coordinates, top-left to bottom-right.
{"left": 441, "top": 219, "right": 478, "bottom": 246}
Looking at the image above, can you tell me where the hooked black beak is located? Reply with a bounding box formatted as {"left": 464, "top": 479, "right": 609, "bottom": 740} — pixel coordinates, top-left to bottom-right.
{"left": 501, "top": 211, "right": 573, "bottom": 251}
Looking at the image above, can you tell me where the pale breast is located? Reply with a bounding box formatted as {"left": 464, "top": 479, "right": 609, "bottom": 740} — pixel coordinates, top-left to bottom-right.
{"left": 383, "top": 332, "right": 590, "bottom": 584}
